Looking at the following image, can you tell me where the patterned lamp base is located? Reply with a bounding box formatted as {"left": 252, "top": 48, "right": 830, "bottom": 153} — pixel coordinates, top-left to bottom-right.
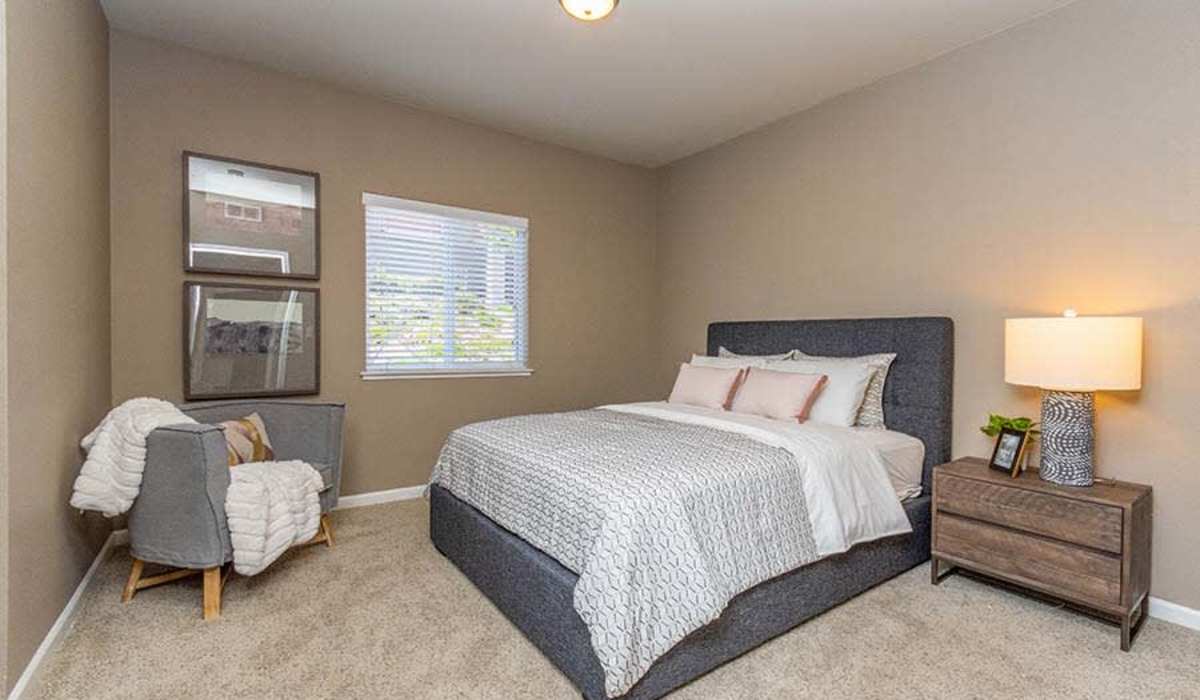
{"left": 1039, "top": 390, "right": 1095, "bottom": 486}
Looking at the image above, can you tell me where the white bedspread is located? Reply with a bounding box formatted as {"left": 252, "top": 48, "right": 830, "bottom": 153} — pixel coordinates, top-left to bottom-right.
{"left": 603, "top": 402, "right": 912, "bottom": 559}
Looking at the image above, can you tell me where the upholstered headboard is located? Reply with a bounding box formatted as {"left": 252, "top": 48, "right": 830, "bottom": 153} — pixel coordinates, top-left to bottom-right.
{"left": 707, "top": 317, "right": 954, "bottom": 490}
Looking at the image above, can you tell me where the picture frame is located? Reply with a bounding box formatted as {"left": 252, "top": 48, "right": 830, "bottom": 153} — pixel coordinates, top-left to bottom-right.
{"left": 988, "top": 426, "right": 1030, "bottom": 478}
{"left": 183, "top": 282, "right": 320, "bottom": 400}
{"left": 183, "top": 151, "right": 320, "bottom": 280}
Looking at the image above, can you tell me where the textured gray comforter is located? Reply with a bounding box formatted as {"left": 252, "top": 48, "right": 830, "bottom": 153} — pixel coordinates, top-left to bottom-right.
{"left": 430, "top": 409, "right": 820, "bottom": 697}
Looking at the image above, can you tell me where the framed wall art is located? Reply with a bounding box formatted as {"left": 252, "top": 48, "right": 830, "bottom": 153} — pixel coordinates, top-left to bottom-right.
{"left": 183, "top": 151, "right": 320, "bottom": 279}
{"left": 183, "top": 282, "right": 320, "bottom": 400}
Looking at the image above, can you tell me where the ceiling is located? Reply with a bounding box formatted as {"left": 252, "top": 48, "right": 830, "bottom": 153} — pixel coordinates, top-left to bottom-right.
{"left": 101, "top": 0, "right": 1075, "bottom": 167}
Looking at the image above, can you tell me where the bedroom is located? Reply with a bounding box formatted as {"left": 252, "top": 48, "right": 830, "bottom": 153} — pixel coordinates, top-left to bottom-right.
{"left": 1, "top": 0, "right": 1198, "bottom": 698}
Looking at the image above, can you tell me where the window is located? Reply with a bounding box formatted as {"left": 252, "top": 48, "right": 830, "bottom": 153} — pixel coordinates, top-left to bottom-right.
{"left": 363, "top": 193, "right": 530, "bottom": 377}
{"left": 223, "top": 201, "right": 263, "bottom": 222}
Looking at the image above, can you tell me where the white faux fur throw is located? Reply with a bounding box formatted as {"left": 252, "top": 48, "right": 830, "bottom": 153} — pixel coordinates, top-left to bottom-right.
{"left": 71, "top": 397, "right": 196, "bottom": 517}
{"left": 225, "top": 460, "right": 324, "bottom": 576}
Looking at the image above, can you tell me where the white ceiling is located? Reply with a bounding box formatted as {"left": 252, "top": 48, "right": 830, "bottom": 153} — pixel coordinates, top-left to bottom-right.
{"left": 101, "top": 0, "right": 1074, "bottom": 167}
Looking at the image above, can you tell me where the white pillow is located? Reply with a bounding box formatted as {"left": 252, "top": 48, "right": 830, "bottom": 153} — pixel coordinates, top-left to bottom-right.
{"left": 690, "top": 353, "right": 768, "bottom": 370}
{"left": 793, "top": 351, "right": 896, "bottom": 429}
{"left": 717, "top": 347, "right": 796, "bottom": 361}
{"left": 764, "top": 359, "right": 873, "bottom": 427}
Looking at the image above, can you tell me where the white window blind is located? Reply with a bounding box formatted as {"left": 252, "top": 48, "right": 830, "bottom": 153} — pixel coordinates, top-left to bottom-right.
{"left": 363, "top": 192, "right": 529, "bottom": 377}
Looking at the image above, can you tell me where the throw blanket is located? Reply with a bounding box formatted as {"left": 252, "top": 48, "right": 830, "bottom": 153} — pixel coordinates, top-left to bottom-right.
{"left": 431, "top": 403, "right": 911, "bottom": 698}
{"left": 225, "top": 460, "right": 324, "bottom": 576}
{"left": 71, "top": 398, "right": 195, "bottom": 517}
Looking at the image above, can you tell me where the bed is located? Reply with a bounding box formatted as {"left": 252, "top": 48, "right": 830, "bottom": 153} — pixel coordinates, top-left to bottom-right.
{"left": 429, "top": 317, "right": 954, "bottom": 699}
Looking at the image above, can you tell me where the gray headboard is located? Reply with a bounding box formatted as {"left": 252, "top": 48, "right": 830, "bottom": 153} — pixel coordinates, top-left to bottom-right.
{"left": 707, "top": 317, "right": 954, "bottom": 490}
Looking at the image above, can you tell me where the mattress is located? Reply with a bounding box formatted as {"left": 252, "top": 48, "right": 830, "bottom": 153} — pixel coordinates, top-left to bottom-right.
{"left": 852, "top": 427, "right": 926, "bottom": 500}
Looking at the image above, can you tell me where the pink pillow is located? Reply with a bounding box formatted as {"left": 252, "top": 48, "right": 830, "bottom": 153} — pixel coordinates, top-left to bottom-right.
{"left": 668, "top": 364, "right": 743, "bottom": 410}
{"left": 729, "top": 368, "right": 828, "bottom": 422}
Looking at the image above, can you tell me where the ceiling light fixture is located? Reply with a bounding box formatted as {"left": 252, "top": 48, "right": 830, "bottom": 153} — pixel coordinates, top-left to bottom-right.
{"left": 559, "top": 0, "right": 618, "bottom": 22}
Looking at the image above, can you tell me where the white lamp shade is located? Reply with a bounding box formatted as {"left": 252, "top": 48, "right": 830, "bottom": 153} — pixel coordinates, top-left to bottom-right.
{"left": 1005, "top": 316, "right": 1142, "bottom": 392}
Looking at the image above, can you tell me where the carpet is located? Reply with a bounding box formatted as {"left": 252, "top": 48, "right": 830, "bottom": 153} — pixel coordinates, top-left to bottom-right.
{"left": 33, "top": 499, "right": 1200, "bottom": 699}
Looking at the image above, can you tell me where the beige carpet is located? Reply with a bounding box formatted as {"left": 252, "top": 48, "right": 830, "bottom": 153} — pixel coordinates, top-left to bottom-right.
{"left": 33, "top": 500, "right": 1200, "bottom": 699}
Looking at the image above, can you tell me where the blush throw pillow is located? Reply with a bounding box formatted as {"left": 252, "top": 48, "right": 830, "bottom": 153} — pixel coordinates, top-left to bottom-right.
{"left": 729, "top": 368, "right": 828, "bottom": 422}
{"left": 792, "top": 351, "right": 897, "bottom": 428}
{"left": 668, "top": 364, "right": 743, "bottom": 410}
{"left": 219, "top": 412, "right": 275, "bottom": 466}
{"left": 765, "top": 359, "right": 873, "bottom": 427}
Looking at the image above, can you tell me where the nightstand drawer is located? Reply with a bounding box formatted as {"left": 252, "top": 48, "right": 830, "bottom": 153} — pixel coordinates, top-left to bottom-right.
{"left": 935, "top": 513, "right": 1121, "bottom": 606}
{"left": 936, "top": 474, "right": 1123, "bottom": 553}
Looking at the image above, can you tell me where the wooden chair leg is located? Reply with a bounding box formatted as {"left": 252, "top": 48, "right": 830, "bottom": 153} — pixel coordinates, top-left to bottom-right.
{"left": 202, "top": 567, "right": 222, "bottom": 621}
{"left": 122, "top": 558, "right": 145, "bottom": 603}
{"left": 321, "top": 513, "right": 335, "bottom": 548}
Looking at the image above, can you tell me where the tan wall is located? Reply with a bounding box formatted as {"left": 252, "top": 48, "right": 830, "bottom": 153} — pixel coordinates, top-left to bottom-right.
{"left": 4, "top": 0, "right": 111, "bottom": 689}
{"left": 656, "top": 0, "right": 1200, "bottom": 609}
{"left": 0, "top": 0, "right": 8, "bottom": 687}
{"left": 109, "top": 32, "right": 659, "bottom": 496}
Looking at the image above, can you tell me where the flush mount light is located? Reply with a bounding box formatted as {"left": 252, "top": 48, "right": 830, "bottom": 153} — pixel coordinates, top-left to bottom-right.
{"left": 560, "top": 0, "right": 618, "bottom": 22}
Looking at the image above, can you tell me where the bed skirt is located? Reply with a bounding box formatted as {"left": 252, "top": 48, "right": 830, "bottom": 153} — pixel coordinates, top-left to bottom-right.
{"left": 429, "top": 484, "right": 932, "bottom": 700}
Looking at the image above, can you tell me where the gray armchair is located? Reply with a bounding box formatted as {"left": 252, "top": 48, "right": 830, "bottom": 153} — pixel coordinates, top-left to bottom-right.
{"left": 122, "top": 400, "right": 345, "bottom": 620}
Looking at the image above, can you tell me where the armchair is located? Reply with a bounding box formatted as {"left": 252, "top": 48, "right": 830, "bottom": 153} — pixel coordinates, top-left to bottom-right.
{"left": 122, "top": 400, "right": 345, "bottom": 620}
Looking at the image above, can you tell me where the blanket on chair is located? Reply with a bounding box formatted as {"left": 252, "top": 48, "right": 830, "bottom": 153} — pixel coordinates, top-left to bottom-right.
{"left": 225, "top": 460, "right": 324, "bottom": 576}
{"left": 71, "top": 397, "right": 196, "bottom": 517}
{"left": 73, "top": 399, "right": 324, "bottom": 576}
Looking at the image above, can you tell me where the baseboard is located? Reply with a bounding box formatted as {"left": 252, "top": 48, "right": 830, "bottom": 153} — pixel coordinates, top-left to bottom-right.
{"left": 1149, "top": 596, "right": 1200, "bottom": 632}
{"left": 7, "top": 529, "right": 122, "bottom": 700}
{"left": 335, "top": 484, "right": 427, "bottom": 510}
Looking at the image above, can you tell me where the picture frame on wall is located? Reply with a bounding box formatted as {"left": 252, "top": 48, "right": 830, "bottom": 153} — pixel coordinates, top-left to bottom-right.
{"left": 184, "top": 282, "right": 320, "bottom": 400}
{"left": 183, "top": 151, "right": 320, "bottom": 279}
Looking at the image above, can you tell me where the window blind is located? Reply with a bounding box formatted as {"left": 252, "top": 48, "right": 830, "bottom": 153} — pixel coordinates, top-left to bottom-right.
{"left": 363, "top": 193, "right": 529, "bottom": 376}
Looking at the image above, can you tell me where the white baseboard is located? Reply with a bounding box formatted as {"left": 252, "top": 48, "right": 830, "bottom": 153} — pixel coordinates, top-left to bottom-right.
{"left": 7, "top": 529, "right": 122, "bottom": 700}
{"left": 335, "top": 484, "right": 427, "bottom": 510}
{"left": 1149, "top": 596, "right": 1200, "bottom": 632}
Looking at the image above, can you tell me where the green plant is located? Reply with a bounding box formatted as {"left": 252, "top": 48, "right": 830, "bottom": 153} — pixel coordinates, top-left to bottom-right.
{"left": 980, "top": 414, "right": 1041, "bottom": 438}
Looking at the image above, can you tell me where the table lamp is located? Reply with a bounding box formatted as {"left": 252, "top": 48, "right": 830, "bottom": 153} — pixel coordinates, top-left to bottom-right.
{"left": 1004, "top": 311, "right": 1142, "bottom": 486}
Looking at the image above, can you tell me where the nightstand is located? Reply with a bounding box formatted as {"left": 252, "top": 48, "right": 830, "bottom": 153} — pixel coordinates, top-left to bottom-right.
{"left": 931, "top": 457, "right": 1152, "bottom": 650}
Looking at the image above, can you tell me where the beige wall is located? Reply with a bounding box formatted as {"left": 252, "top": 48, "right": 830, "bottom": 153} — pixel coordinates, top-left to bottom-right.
{"left": 0, "top": 0, "right": 8, "bottom": 687}
{"left": 4, "top": 0, "right": 112, "bottom": 690}
{"left": 109, "top": 32, "right": 659, "bottom": 496}
{"left": 657, "top": 0, "right": 1200, "bottom": 609}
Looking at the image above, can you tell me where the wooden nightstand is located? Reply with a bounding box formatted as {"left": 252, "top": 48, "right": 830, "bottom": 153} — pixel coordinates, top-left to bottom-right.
{"left": 931, "top": 457, "right": 1152, "bottom": 650}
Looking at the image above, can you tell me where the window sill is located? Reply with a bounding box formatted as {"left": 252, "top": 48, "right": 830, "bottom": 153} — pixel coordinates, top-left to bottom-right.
{"left": 361, "top": 369, "right": 534, "bottom": 381}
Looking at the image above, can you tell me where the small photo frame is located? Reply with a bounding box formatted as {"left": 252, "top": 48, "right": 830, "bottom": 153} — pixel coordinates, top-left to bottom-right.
{"left": 989, "top": 427, "right": 1030, "bottom": 477}
{"left": 183, "top": 151, "right": 320, "bottom": 279}
{"left": 184, "top": 282, "right": 319, "bottom": 400}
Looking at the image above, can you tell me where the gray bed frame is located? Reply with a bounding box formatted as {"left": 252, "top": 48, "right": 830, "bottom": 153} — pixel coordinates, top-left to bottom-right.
{"left": 430, "top": 317, "right": 954, "bottom": 699}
